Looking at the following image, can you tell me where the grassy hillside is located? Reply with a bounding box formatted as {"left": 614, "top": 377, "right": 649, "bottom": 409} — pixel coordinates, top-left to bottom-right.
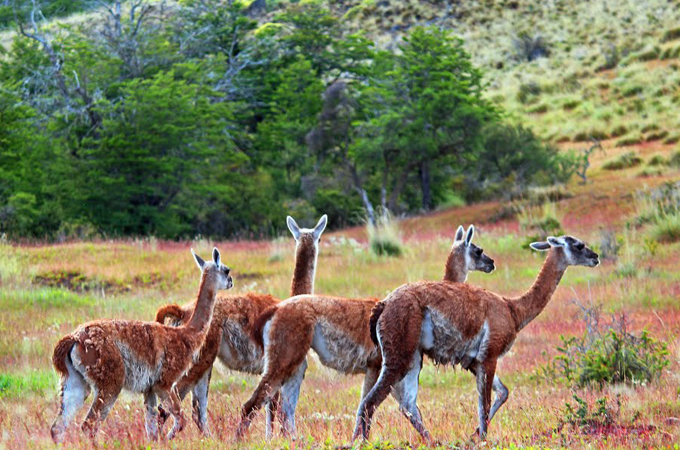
{"left": 339, "top": 0, "right": 680, "bottom": 145}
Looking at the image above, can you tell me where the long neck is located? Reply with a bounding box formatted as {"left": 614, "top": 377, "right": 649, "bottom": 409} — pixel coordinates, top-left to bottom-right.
{"left": 290, "top": 236, "right": 318, "bottom": 296}
{"left": 443, "top": 246, "right": 467, "bottom": 283}
{"left": 185, "top": 272, "right": 217, "bottom": 334}
{"left": 509, "top": 249, "right": 567, "bottom": 332}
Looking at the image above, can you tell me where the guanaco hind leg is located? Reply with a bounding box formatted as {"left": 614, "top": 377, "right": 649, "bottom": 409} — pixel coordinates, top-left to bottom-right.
{"left": 191, "top": 367, "right": 212, "bottom": 435}
{"left": 51, "top": 355, "right": 89, "bottom": 443}
{"left": 278, "top": 358, "right": 308, "bottom": 437}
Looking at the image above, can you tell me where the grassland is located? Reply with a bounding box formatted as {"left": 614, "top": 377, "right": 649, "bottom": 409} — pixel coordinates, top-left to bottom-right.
{"left": 1, "top": 1, "right": 680, "bottom": 448}
{"left": 0, "top": 137, "right": 679, "bottom": 449}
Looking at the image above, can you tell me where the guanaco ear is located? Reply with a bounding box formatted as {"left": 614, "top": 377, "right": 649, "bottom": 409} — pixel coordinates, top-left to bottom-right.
{"left": 529, "top": 241, "right": 551, "bottom": 251}
{"left": 212, "top": 247, "right": 221, "bottom": 266}
{"left": 287, "top": 216, "right": 301, "bottom": 240}
{"left": 454, "top": 225, "right": 464, "bottom": 243}
{"left": 313, "top": 214, "right": 328, "bottom": 240}
{"left": 465, "top": 225, "right": 475, "bottom": 247}
{"left": 191, "top": 248, "right": 205, "bottom": 270}
{"left": 547, "top": 236, "right": 565, "bottom": 247}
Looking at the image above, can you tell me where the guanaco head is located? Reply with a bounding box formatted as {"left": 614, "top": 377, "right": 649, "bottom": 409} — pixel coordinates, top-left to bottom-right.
{"left": 287, "top": 214, "right": 328, "bottom": 247}
{"left": 191, "top": 247, "right": 234, "bottom": 290}
{"left": 530, "top": 236, "right": 599, "bottom": 267}
{"left": 446, "top": 224, "right": 495, "bottom": 282}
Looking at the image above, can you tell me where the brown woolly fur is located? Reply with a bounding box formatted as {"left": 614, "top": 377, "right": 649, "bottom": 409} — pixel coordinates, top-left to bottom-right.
{"left": 237, "top": 225, "right": 495, "bottom": 440}
{"left": 369, "top": 301, "right": 385, "bottom": 346}
{"left": 52, "top": 335, "right": 77, "bottom": 378}
{"left": 50, "top": 248, "right": 232, "bottom": 443}
{"left": 154, "top": 215, "right": 327, "bottom": 437}
{"left": 353, "top": 236, "right": 599, "bottom": 444}
{"left": 155, "top": 304, "right": 186, "bottom": 325}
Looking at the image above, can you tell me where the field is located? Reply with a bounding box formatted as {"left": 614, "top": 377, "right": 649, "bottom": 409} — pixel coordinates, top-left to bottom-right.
{"left": 0, "top": 139, "right": 679, "bottom": 450}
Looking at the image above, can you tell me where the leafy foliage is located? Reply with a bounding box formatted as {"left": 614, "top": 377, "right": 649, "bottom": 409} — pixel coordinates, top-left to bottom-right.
{"left": 0, "top": 1, "right": 571, "bottom": 239}
{"left": 544, "top": 304, "right": 669, "bottom": 387}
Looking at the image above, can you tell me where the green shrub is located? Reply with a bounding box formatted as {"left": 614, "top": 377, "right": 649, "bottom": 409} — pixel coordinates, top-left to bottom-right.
{"left": 614, "top": 133, "right": 643, "bottom": 148}
{"left": 647, "top": 155, "right": 667, "bottom": 166}
{"left": 602, "top": 151, "right": 642, "bottom": 170}
{"left": 546, "top": 311, "right": 669, "bottom": 387}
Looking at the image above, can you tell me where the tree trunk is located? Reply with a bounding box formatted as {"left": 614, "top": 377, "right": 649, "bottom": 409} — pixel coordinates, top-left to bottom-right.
{"left": 356, "top": 187, "right": 376, "bottom": 227}
{"left": 420, "top": 160, "right": 432, "bottom": 211}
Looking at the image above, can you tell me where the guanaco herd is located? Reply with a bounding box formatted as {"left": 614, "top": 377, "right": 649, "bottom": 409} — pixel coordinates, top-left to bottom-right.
{"left": 50, "top": 215, "right": 600, "bottom": 445}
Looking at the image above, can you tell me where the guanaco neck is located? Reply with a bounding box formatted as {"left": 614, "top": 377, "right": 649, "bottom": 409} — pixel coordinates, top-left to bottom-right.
{"left": 508, "top": 248, "right": 567, "bottom": 332}
{"left": 184, "top": 270, "right": 217, "bottom": 334}
{"left": 290, "top": 234, "right": 318, "bottom": 296}
{"left": 443, "top": 245, "right": 467, "bottom": 283}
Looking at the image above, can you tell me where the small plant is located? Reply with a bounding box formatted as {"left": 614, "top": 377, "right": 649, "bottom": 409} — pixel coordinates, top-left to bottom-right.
{"left": 562, "top": 394, "right": 620, "bottom": 429}
{"left": 603, "top": 152, "right": 643, "bottom": 170}
{"left": 368, "top": 210, "right": 403, "bottom": 257}
{"left": 512, "top": 32, "right": 550, "bottom": 62}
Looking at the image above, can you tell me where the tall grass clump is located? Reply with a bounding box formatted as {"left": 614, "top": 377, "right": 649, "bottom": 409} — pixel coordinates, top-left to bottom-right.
{"left": 368, "top": 210, "right": 403, "bottom": 257}
{"left": 636, "top": 181, "right": 680, "bottom": 243}
{"left": 517, "top": 202, "right": 563, "bottom": 246}
{"left": 602, "top": 151, "right": 642, "bottom": 170}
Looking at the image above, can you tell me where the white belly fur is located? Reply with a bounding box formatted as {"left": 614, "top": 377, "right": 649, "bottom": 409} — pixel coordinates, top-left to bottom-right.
{"left": 311, "top": 320, "right": 377, "bottom": 374}
{"left": 220, "top": 319, "right": 264, "bottom": 374}
{"left": 420, "top": 308, "right": 490, "bottom": 367}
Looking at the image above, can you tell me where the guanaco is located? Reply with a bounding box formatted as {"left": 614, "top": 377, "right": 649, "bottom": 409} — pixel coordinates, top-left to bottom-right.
{"left": 236, "top": 225, "right": 495, "bottom": 439}
{"left": 50, "top": 248, "right": 232, "bottom": 442}
{"left": 154, "top": 215, "right": 327, "bottom": 436}
{"left": 353, "top": 235, "right": 599, "bottom": 443}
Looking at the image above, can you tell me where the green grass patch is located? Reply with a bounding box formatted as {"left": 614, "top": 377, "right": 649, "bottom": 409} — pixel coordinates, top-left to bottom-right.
{"left": 0, "top": 370, "right": 56, "bottom": 398}
{"left": 614, "top": 133, "right": 643, "bottom": 148}
{"left": 0, "top": 287, "right": 97, "bottom": 311}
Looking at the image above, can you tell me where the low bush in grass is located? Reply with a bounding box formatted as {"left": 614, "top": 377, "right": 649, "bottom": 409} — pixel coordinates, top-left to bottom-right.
{"left": 602, "top": 151, "right": 642, "bottom": 170}
{"left": 647, "top": 155, "right": 667, "bottom": 166}
{"left": 518, "top": 202, "right": 563, "bottom": 247}
{"left": 636, "top": 181, "right": 680, "bottom": 242}
{"left": 542, "top": 302, "right": 669, "bottom": 387}
{"left": 614, "top": 133, "right": 643, "bottom": 148}
{"left": 368, "top": 211, "right": 403, "bottom": 257}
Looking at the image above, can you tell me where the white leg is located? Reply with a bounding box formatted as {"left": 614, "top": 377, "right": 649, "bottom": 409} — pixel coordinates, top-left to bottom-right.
{"left": 144, "top": 391, "right": 159, "bottom": 440}
{"left": 392, "top": 351, "right": 430, "bottom": 442}
{"left": 279, "top": 358, "right": 308, "bottom": 437}
{"left": 51, "top": 358, "right": 89, "bottom": 442}
{"left": 191, "top": 368, "right": 211, "bottom": 435}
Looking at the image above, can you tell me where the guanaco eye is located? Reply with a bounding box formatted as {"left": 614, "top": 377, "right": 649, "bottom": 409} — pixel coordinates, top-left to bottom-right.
{"left": 575, "top": 243, "right": 585, "bottom": 251}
